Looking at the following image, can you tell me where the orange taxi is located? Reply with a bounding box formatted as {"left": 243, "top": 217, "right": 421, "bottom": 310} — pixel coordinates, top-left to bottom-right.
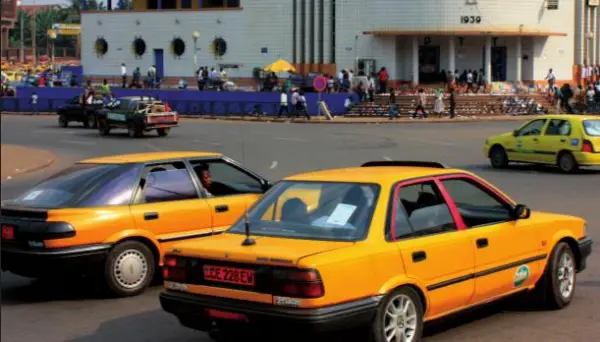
{"left": 0, "top": 151, "right": 271, "bottom": 296}
{"left": 159, "top": 161, "right": 592, "bottom": 341}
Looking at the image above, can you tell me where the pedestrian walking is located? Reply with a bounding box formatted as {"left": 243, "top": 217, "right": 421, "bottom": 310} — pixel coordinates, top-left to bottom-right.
{"left": 30, "top": 92, "right": 38, "bottom": 115}
{"left": 412, "top": 88, "right": 428, "bottom": 119}
{"left": 449, "top": 87, "right": 456, "bottom": 118}
{"left": 434, "top": 88, "right": 445, "bottom": 117}
{"left": 277, "top": 89, "right": 289, "bottom": 118}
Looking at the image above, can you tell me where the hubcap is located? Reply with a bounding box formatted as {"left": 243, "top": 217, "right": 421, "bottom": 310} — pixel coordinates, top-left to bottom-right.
{"left": 557, "top": 252, "right": 575, "bottom": 299}
{"left": 383, "top": 294, "right": 418, "bottom": 342}
{"left": 113, "top": 249, "right": 148, "bottom": 289}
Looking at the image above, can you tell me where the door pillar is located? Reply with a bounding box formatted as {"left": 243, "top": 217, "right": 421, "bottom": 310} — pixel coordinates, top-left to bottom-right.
{"left": 448, "top": 36, "right": 456, "bottom": 73}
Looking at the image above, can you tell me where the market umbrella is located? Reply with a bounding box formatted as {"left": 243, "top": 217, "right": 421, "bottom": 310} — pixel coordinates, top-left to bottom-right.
{"left": 264, "top": 58, "right": 296, "bottom": 73}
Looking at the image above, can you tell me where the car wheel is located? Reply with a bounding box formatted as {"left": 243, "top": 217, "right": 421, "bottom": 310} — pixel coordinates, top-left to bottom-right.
{"left": 490, "top": 145, "right": 509, "bottom": 169}
{"left": 557, "top": 152, "right": 578, "bottom": 173}
{"left": 84, "top": 114, "right": 96, "bottom": 129}
{"left": 128, "top": 122, "right": 143, "bottom": 138}
{"left": 372, "top": 287, "right": 424, "bottom": 342}
{"left": 98, "top": 119, "right": 111, "bottom": 135}
{"left": 58, "top": 114, "right": 68, "bottom": 128}
{"left": 157, "top": 128, "right": 170, "bottom": 137}
{"left": 532, "top": 242, "right": 577, "bottom": 310}
{"left": 104, "top": 241, "right": 155, "bottom": 297}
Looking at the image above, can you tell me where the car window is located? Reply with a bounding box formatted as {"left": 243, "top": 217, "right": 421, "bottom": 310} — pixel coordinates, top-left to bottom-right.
{"left": 390, "top": 181, "right": 456, "bottom": 240}
{"left": 117, "top": 99, "right": 130, "bottom": 110}
{"left": 518, "top": 119, "right": 547, "bottom": 136}
{"left": 228, "top": 181, "right": 380, "bottom": 242}
{"left": 139, "top": 162, "right": 199, "bottom": 204}
{"left": 189, "top": 159, "right": 263, "bottom": 197}
{"left": 583, "top": 120, "right": 600, "bottom": 136}
{"left": 11, "top": 163, "right": 143, "bottom": 208}
{"left": 441, "top": 178, "right": 513, "bottom": 228}
{"left": 544, "top": 119, "right": 571, "bottom": 136}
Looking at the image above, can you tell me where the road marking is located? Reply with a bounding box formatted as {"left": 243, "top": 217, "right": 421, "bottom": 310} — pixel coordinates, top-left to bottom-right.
{"left": 59, "top": 139, "right": 96, "bottom": 146}
{"left": 144, "top": 143, "right": 162, "bottom": 151}
{"left": 272, "top": 137, "right": 306, "bottom": 142}
{"left": 192, "top": 139, "right": 222, "bottom": 146}
{"left": 383, "top": 156, "right": 392, "bottom": 161}
{"left": 270, "top": 161, "right": 278, "bottom": 169}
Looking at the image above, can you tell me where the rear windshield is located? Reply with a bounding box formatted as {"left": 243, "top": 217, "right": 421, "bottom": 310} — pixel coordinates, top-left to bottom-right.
{"left": 583, "top": 120, "right": 600, "bottom": 136}
{"left": 228, "top": 181, "right": 380, "bottom": 241}
{"left": 9, "top": 163, "right": 142, "bottom": 209}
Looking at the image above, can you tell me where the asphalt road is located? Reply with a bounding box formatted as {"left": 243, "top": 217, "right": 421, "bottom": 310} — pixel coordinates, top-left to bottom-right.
{"left": 1, "top": 115, "right": 599, "bottom": 342}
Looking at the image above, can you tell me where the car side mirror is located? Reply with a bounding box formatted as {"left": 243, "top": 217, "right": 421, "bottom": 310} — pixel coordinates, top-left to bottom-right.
{"left": 261, "top": 180, "right": 272, "bottom": 192}
{"left": 513, "top": 204, "right": 531, "bottom": 220}
{"left": 512, "top": 129, "right": 519, "bottom": 137}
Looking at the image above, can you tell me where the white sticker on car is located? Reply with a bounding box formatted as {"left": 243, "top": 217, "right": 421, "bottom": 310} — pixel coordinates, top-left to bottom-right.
{"left": 326, "top": 203, "right": 357, "bottom": 226}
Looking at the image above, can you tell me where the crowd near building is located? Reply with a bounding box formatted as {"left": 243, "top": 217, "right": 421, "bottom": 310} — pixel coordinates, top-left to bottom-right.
{"left": 80, "top": 0, "right": 600, "bottom": 86}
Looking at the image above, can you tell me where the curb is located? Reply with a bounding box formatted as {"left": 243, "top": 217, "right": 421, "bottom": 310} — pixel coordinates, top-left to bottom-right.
{"left": 2, "top": 112, "right": 530, "bottom": 124}
{"left": 1, "top": 155, "right": 56, "bottom": 181}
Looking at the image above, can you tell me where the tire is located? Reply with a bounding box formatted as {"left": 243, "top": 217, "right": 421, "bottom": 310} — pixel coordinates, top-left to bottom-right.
{"left": 98, "top": 119, "right": 111, "bottom": 135}
{"left": 157, "top": 128, "right": 170, "bottom": 137}
{"left": 557, "top": 151, "right": 578, "bottom": 173}
{"left": 84, "top": 114, "right": 96, "bottom": 129}
{"left": 128, "top": 121, "right": 143, "bottom": 138}
{"left": 490, "top": 145, "right": 509, "bottom": 169}
{"left": 530, "top": 242, "right": 577, "bottom": 310}
{"left": 58, "top": 114, "right": 68, "bottom": 128}
{"left": 103, "top": 240, "right": 155, "bottom": 297}
{"left": 372, "top": 287, "right": 424, "bottom": 342}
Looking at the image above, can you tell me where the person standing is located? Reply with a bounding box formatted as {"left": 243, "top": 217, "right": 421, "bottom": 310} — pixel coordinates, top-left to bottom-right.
{"left": 367, "top": 75, "right": 375, "bottom": 102}
{"left": 120, "top": 63, "right": 127, "bottom": 88}
{"left": 377, "top": 67, "right": 389, "bottom": 94}
{"left": 412, "top": 88, "right": 428, "bottom": 119}
{"left": 434, "top": 88, "right": 445, "bottom": 117}
{"left": 545, "top": 68, "right": 556, "bottom": 92}
{"left": 277, "top": 89, "right": 289, "bottom": 118}
{"left": 449, "top": 87, "right": 456, "bottom": 118}
{"left": 30, "top": 92, "right": 39, "bottom": 115}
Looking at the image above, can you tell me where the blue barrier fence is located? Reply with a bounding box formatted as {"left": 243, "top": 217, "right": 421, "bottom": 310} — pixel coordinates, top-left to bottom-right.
{"left": 0, "top": 87, "right": 352, "bottom": 116}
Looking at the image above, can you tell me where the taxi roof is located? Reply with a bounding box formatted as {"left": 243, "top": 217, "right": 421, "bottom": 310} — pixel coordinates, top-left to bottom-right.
{"left": 284, "top": 166, "right": 464, "bottom": 184}
{"left": 535, "top": 114, "right": 599, "bottom": 121}
{"left": 80, "top": 151, "right": 222, "bottom": 164}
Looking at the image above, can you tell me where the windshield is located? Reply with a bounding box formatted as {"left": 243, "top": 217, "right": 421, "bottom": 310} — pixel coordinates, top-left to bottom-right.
{"left": 9, "top": 163, "right": 142, "bottom": 208}
{"left": 583, "top": 120, "right": 600, "bottom": 136}
{"left": 229, "top": 181, "right": 380, "bottom": 241}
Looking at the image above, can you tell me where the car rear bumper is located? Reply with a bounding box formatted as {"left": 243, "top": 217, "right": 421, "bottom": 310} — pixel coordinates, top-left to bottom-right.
{"left": 1, "top": 243, "right": 111, "bottom": 278}
{"left": 578, "top": 236, "right": 593, "bottom": 272}
{"left": 145, "top": 124, "right": 178, "bottom": 130}
{"left": 159, "top": 290, "right": 381, "bottom": 335}
{"left": 573, "top": 152, "right": 600, "bottom": 166}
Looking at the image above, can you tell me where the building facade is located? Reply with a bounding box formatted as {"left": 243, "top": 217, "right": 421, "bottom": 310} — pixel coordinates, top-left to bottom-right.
{"left": 81, "top": 0, "right": 600, "bottom": 84}
{"left": 1, "top": 0, "right": 18, "bottom": 57}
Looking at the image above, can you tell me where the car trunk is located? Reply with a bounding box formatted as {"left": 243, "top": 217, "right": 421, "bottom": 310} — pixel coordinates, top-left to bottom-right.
{"left": 1, "top": 206, "right": 51, "bottom": 249}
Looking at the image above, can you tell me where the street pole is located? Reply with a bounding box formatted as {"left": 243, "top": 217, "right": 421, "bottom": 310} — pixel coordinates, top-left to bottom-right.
{"left": 32, "top": 2, "right": 37, "bottom": 66}
{"left": 192, "top": 31, "right": 200, "bottom": 72}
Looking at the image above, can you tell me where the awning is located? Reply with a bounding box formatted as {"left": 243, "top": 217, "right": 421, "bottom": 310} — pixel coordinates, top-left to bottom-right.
{"left": 362, "top": 29, "right": 567, "bottom": 37}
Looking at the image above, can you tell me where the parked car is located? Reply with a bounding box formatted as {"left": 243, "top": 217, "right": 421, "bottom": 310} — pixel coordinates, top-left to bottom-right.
{"left": 57, "top": 95, "right": 105, "bottom": 128}
{"left": 96, "top": 96, "right": 179, "bottom": 137}
{"left": 159, "top": 160, "right": 592, "bottom": 341}
{"left": 0, "top": 151, "right": 271, "bottom": 297}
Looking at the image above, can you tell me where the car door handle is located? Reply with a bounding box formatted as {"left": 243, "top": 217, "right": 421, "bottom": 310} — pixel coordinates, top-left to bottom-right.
{"left": 412, "top": 251, "right": 427, "bottom": 263}
{"left": 144, "top": 212, "right": 159, "bottom": 220}
{"left": 560, "top": 139, "right": 566, "bottom": 143}
{"left": 476, "top": 238, "right": 489, "bottom": 249}
{"left": 532, "top": 138, "right": 538, "bottom": 142}
{"left": 215, "top": 205, "right": 229, "bottom": 213}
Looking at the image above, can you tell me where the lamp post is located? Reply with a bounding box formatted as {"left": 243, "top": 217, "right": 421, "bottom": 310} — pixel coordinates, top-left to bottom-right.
{"left": 192, "top": 31, "right": 200, "bottom": 72}
{"left": 49, "top": 30, "right": 57, "bottom": 69}
{"left": 586, "top": 31, "right": 594, "bottom": 66}
{"left": 17, "top": 0, "right": 24, "bottom": 63}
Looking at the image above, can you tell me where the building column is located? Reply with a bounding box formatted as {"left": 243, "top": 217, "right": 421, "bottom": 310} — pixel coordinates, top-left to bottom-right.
{"left": 577, "top": 0, "right": 585, "bottom": 65}
{"left": 587, "top": 4, "right": 592, "bottom": 64}
{"left": 322, "top": 0, "right": 332, "bottom": 64}
{"left": 592, "top": 7, "right": 598, "bottom": 64}
{"left": 411, "top": 36, "right": 419, "bottom": 85}
{"left": 515, "top": 36, "right": 522, "bottom": 82}
{"left": 448, "top": 36, "right": 456, "bottom": 73}
{"left": 484, "top": 36, "right": 492, "bottom": 84}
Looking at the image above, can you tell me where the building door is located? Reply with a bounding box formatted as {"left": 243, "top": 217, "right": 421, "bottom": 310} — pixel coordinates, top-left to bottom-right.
{"left": 153, "top": 49, "right": 164, "bottom": 79}
{"left": 358, "top": 59, "right": 377, "bottom": 76}
{"left": 419, "top": 45, "right": 440, "bottom": 83}
{"left": 491, "top": 47, "right": 507, "bottom": 82}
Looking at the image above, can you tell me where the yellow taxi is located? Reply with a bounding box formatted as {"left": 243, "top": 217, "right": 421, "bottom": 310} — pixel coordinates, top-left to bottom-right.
{"left": 1, "top": 70, "right": 21, "bottom": 82}
{"left": 159, "top": 161, "right": 592, "bottom": 341}
{"left": 0, "top": 151, "right": 271, "bottom": 297}
{"left": 484, "top": 115, "right": 600, "bottom": 172}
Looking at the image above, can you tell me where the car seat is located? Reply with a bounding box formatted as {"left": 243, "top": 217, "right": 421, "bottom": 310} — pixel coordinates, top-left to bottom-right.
{"left": 281, "top": 198, "right": 309, "bottom": 224}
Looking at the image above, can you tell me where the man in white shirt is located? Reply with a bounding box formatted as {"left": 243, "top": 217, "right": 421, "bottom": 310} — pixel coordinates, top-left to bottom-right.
{"left": 545, "top": 68, "right": 556, "bottom": 92}
{"left": 277, "top": 89, "right": 289, "bottom": 118}
{"left": 466, "top": 70, "right": 474, "bottom": 93}
{"left": 120, "top": 63, "right": 127, "bottom": 88}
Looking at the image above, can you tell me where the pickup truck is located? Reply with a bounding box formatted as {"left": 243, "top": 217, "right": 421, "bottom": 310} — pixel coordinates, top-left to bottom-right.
{"left": 96, "top": 96, "right": 179, "bottom": 137}
{"left": 57, "top": 95, "right": 105, "bottom": 128}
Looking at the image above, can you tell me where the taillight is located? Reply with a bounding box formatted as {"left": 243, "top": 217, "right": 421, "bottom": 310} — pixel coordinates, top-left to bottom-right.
{"left": 162, "top": 255, "right": 186, "bottom": 283}
{"left": 271, "top": 269, "right": 325, "bottom": 299}
{"left": 582, "top": 140, "right": 594, "bottom": 153}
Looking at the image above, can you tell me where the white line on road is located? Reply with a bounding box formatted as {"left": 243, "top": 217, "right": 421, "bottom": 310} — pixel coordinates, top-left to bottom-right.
{"left": 270, "top": 161, "right": 278, "bottom": 169}
{"left": 59, "top": 139, "right": 96, "bottom": 146}
{"left": 192, "top": 139, "right": 222, "bottom": 146}
{"left": 272, "top": 137, "right": 306, "bottom": 142}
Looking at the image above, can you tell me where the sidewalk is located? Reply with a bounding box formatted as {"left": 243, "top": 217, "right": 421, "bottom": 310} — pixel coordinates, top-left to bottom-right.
{"left": 1, "top": 144, "right": 56, "bottom": 181}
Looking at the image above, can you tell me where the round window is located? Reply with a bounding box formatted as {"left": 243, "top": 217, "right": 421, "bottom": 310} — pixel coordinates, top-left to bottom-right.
{"left": 133, "top": 38, "right": 146, "bottom": 56}
{"left": 171, "top": 38, "right": 185, "bottom": 57}
{"left": 211, "top": 37, "right": 227, "bottom": 57}
{"left": 95, "top": 38, "right": 108, "bottom": 56}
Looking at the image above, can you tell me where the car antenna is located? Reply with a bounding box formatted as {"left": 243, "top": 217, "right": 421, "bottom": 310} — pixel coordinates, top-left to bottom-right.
{"left": 241, "top": 210, "right": 255, "bottom": 246}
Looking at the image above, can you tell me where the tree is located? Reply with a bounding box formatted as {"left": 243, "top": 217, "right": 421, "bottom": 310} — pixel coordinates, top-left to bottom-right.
{"left": 8, "top": 6, "right": 77, "bottom": 52}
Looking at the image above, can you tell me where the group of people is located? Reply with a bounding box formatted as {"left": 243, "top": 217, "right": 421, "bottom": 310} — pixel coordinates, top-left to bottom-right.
{"left": 277, "top": 88, "right": 310, "bottom": 119}
{"left": 551, "top": 81, "right": 600, "bottom": 114}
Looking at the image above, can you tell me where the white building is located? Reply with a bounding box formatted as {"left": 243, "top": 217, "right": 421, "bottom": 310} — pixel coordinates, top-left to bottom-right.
{"left": 81, "top": 0, "right": 600, "bottom": 84}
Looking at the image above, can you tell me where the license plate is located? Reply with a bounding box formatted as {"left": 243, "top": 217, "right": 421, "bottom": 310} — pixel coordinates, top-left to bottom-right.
{"left": 1, "top": 225, "right": 15, "bottom": 240}
{"left": 203, "top": 265, "right": 255, "bottom": 286}
{"left": 205, "top": 308, "right": 248, "bottom": 322}
{"left": 149, "top": 116, "right": 174, "bottom": 123}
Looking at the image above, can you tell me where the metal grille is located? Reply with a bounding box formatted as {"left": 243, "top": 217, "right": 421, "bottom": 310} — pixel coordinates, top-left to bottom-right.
{"left": 547, "top": 0, "right": 559, "bottom": 10}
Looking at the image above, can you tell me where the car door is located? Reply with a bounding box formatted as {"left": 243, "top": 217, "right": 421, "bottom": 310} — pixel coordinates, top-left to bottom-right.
{"left": 390, "top": 178, "right": 475, "bottom": 318}
{"left": 187, "top": 157, "right": 269, "bottom": 232}
{"left": 129, "top": 160, "right": 214, "bottom": 253}
{"left": 437, "top": 175, "right": 543, "bottom": 305}
{"left": 537, "top": 118, "right": 576, "bottom": 164}
{"left": 512, "top": 118, "right": 548, "bottom": 163}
